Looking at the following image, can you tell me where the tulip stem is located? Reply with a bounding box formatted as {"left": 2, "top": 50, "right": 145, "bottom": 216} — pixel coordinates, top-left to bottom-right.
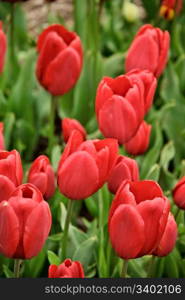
{"left": 61, "top": 199, "right": 74, "bottom": 261}
{"left": 147, "top": 255, "right": 156, "bottom": 278}
{"left": 175, "top": 208, "right": 181, "bottom": 220}
{"left": 121, "top": 259, "right": 129, "bottom": 278}
{"left": 48, "top": 95, "right": 58, "bottom": 158}
{"left": 14, "top": 259, "right": 22, "bottom": 278}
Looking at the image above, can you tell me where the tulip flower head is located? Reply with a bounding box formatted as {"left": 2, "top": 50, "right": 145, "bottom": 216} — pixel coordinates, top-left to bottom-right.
{"left": 95, "top": 71, "right": 155, "bottom": 145}
{"left": 57, "top": 130, "right": 118, "bottom": 200}
{"left": 36, "top": 24, "right": 83, "bottom": 96}
{"left": 125, "top": 24, "right": 170, "bottom": 77}
{"left": 108, "top": 155, "right": 139, "bottom": 194}
{"left": 173, "top": 177, "right": 185, "bottom": 209}
{"left": 108, "top": 180, "right": 170, "bottom": 259}
{"left": 0, "top": 150, "right": 23, "bottom": 203}
{"left": 28, "top": 155, "right": 55, "bottom": 200}
{"left": 62, "top": 118, "right": 86, "bottom": 143}
{"left": 0, "top": 184, "right": 52, "bottom": 259}
{"left": 160, "top": 0, "right": 183, "bottom": 20}
{"left": 0, "top": 22, "right": 7, "bottom": 74}
{"left": 124, "top": 120, "right": 152, "bottom": 156}
{"left": 48, "top": 259, "right": 84, "bottom": 278}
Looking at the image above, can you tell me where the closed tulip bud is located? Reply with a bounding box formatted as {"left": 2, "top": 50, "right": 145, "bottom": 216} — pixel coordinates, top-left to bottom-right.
{"left": 0, "top": 150, "right": 23, "bottom": 202}
{"left": 96, "top": 72, "right": 147, "bottom": 144}
{"left": 124, "top": 121, "right": 152, "bottom": 156}
{"left": 108, "top": 155, "right": 139, "bottom": 194}
{"left": 0, "top": 123, "right": 5, "bottom": 150}
{"left": 62, "top": 118, "right": 86, "bottom": 143}
{"left": 58, "top": 130, "right": 118, "bottom": 200}
{"left": 36, "top": 24, "right": 83, "bottom": 96}
{"left": 125, "top": 24, "right": 170, "bottom": 78}
{"left": 0, "top": 22, "right": 7, "bottom": 74}
{"left": 28, "top": 155, "right": 55, "bottom": 200}
{"left": 173, "top": 177, "right": 185, "bottom": 209}
{"left": 153, "top": 213, "right": 177, "bottom": 257}
{"left": 108, "top": 180, "right": 170, "bottom": 259}
{"left": 48, "top": 259, "right": 84, "bottom": 278}
{"left": 0, "top": 183, "right": 52, "bottom": 259}
{"left": 160, "top": 0, "right": 182, "bottom": 20}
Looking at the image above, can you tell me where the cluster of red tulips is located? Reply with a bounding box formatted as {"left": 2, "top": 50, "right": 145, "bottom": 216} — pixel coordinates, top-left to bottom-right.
{"left": 0, "top": 0, "right": 184, "bottom": 278}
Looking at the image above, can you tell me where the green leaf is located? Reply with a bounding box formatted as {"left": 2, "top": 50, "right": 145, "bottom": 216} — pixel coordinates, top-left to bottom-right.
{"left": 3, "top": 265, "right": 14, "bottom": 278}
{"left": 145, "top": 164, "right": 160, "bottom": 181}
{"left": 4, "top": 112, "right": 15, "bottom": 149}
{"left": 47, "top": 250, "right": 61, "bottom": 266}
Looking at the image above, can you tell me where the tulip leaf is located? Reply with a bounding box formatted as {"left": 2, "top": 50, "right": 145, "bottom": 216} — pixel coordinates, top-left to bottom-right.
{"left": 145, "top": 164, "right": 160, "bottom": 181}
{"left": 47, "top": 250, "right": 61, "bottom": 266}
{"left": 3, "top": 265, "right": 14, "bottom": 278}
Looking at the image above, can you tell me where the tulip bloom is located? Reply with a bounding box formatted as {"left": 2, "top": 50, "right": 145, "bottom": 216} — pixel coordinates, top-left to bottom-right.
{"left": 108, "top": 155, "right": 139, "bottom": 194}
{"left": 48, "top": 259, "right": 84, "bottom": 278}
{"left": 153, "top": 213, "right": 177, "bottom": 257}
{"left": 0, "top": 150, "right": 23, "bottom": 202}
{"left": 0, "top": 184, "right": 52, "bottom": 259}
{"left": 96, "top": 71, "right": 155, "bottom": 144}
{"left": 125, "top": 24, "right": 170, "bottom": 78}
{"left": 0, "top": 22, "right": 7, "bottom": 74}
{"left": 58, "top": 130, "right": 118, "bottom": 200}
{"left": 62, "top": 118, "right": 86, "bottom": 143}
{"left": 36, "top": 24, "right": 83, "bottom": 96}
{"left": 0, "top": 123, "right": 5, "bottom": 150}
{"left": 108, "top": 180, "right": 170, "bottom": 259}
{"left": 173, "top": 177, "right": 185, "bottom": 209}
{"left": 124, "top": 121, "right": 152, "bottom": 156}
{"left": 28, "top": 155, "right": 55, "bottom": 200}
{"left": 160, "top": 0, "right": 183, "bottom": 20}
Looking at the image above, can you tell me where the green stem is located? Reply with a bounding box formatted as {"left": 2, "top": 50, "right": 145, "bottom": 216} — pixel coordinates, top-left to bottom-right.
{"left": 14, "top": 259, "right": 22, "bottom": 278}
{"left": 175, "top": 208, "right": 181, "bottom": 220}
{"left": 121, "top": 259, "right": 129, "bottom": 278}
{"left": 61, "top": 199, "right": 74, "bottom": 261}
{"left": 48, "top": 95, "right": 58, "bottom": 157}
{"left": 147, "top": 255, "right": 156, "bottom": 278}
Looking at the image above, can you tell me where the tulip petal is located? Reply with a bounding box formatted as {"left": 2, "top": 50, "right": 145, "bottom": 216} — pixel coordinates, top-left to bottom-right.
{"left": 24, "top": 201, "right": 52, "bottom": 258}
{"left": 28, "top": 173, "right": 47, "bottom": 197}
{"left": 0, "top": 175, "right": 16, "bottom": 203}
{"left": 109, "top": 204, "right": 145, "bottom": 259}
{"left": 58, "top": 151, "right": 99, "bottom": 200}
{"left": 43, "top": 47, "right": 81, "bottom": 96}
{"left": 95, "top": 78, "right": 114, "bottom": 117}
{"left": 0, "top": 201, "right": 19, "bottom": 258}
{"left": 129, "top": 180, "right": 163, "bottom": 204}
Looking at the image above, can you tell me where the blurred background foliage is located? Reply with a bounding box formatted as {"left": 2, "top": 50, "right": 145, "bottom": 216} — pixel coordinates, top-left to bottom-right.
{"left": 1, "top": 0, "right": 185, "bottom": 278}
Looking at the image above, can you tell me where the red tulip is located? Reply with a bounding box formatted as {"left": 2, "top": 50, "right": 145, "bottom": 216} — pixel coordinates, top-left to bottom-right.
{"left": 108, "top": 155, "right": 139, "bottom": 194}
{"left": 0, "top": 184, "right": 52, "bottom": 259}
{"left": 108, "top": 180, "right": 170, "bottom": 259}
{"left": 0, "top": 22, "right": 7, "bottom": 74}
{"left": 160, "top": 0, "right": 183, "bottom": 20}
{"left": 153, "top": 213, "right": 177, "bottom": 257}
{"left": 36, "top": 24, "right": 83, "bottom": 96}
{"left": 58, "top": 130, "right": 118, "bottom": 200}
{"left": 62, "top": 118, "right": 86, "bottom": 143}
{"left": 173, "top": 177, "right": 185, "bottom": 209}
{"left": 96, "top": 73, "right": 147, "bottom": 144}
{"left": 127, "top": 69, "right": 157, "bottom": 114}
{"left": 28, "top": 155, "right": 55, "bottom": 200}
{"left": 48, "top": 259, "right": 84, "bottom": 278}
{"left": 0, "top": 150, "right": 23, "bottom": 202}
{"left": 0, "top": 123, "right": 5, "bottom": 150}
{"left": 124, "top": 121, "right": 152, "bottom": 156}
{"left": 125, "top": 24, "right": 170, "bottom": 78}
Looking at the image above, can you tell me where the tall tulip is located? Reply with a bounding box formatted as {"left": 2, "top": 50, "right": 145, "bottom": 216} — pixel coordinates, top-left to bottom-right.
{"left": 36, "top": 24, "right": 83, "bottom": 96}
{"left": 58, "top": 130, "right": 118, "bottom": 200}
{"left": 0, "top": 150, "right": 23, "bottom": 202}
{"left": 28, "top": 155, "right": 55, "bottom": 200}
{"left": 0, "top": 183, "right": 52, "bottom": 259}
{"left": 95, "top": 71, "right": 155, "bottom": 144}
{"left": 0, "top": 22, "right": 7, "bottom": 74}
{"left": 124, "top": 120, "right": 152, "bottom": 156}
{"left": 125, "top": 24, "right": 170, "bottom": 77}
{"left": 48, "top": 259, "right": 84, "bottom": 278}
{"left": 108, "top": 180, "right": 170, "bottom": 259}
{"left": 108, "top": 155, "right": 139, "bottom": 194}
